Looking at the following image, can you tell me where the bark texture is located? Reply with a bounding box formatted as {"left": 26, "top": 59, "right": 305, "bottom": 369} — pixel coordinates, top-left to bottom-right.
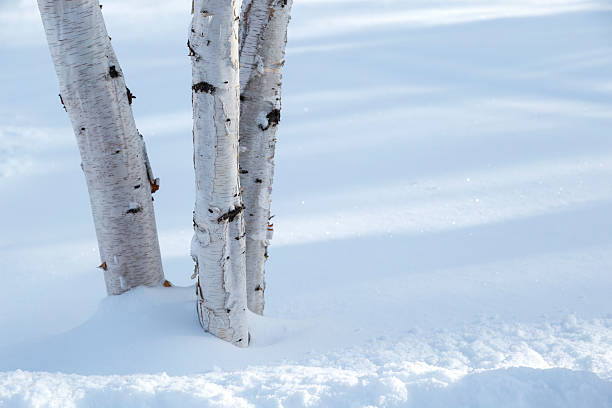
{"left": 190, "top": 0, "right": 249, "bottom": 347}
{"left": 239, "top": 0, "right": 293, "bottom": 315}
{"left": 38, "top": 0, "right": 164, "bottom": 295}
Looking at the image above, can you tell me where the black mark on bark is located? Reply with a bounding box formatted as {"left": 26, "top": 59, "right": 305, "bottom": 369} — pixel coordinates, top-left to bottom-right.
{"left": 59, "top": 94, "right": 67, "bottom": 111}
{"left": 217, "top": 204, "right": 244, "bottom": 223}
{"left": 192, "top": 81, "right": 216, "bottom": 94}
{"left": 127, "top": 207, "right": 142, "bottom": 214}
{"left": 259, "top": 109, "right": 281, "bottom": 131}
{"left": 187, "top": 40, "right": 198, "bottom": 59}
{"left": 109, "top": 66, "right": 120, "bottom": 78}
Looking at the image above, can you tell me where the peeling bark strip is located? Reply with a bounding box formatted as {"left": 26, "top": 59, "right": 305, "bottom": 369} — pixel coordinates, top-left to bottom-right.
{"left": 150, "top": 179, "right": 160, "bottom": 193}
{"left": 37, "top": 0, "right": 165, "bottom": 295}
{"left": 126, "top": 87, "right": 135, "bottom": 105}
{"left": 189, "top": 0, "right": 249, "bottom": 347}
{"left": 239, "top": 0, "right": 293, "bottom": 315}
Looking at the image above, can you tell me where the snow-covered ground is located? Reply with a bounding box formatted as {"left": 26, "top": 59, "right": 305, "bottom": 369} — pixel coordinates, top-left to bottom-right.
{"left": 1, "top": 0, "right": 612, "bottom": 406}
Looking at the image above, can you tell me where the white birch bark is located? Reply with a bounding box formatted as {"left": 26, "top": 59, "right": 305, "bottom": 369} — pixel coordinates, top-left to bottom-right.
{"left": 190, "top": 0, "right": 249, "bottom": 347}
{"left": 239, "top": 0, "right": 293, "bottom": 315}
{"left": 37, "top": 0, "right": 165, "bottom": 295}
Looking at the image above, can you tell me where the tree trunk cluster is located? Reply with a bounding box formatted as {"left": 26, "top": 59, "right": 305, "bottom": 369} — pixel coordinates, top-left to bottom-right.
{"left": 37, "top": 0, "right": 293, "bottom": 347}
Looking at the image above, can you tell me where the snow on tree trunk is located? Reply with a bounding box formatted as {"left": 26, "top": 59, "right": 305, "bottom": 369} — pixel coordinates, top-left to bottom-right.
{"left": 37, "top": 0, "right": 165, "bottom": 295}
{"left": 189, "top": 0, "right": 249, "bottom": 347}
{"left": 239, "top": 0, "right": 293, "bottom": 315}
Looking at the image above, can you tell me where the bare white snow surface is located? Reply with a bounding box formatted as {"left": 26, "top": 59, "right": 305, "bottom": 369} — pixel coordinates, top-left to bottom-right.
{"left": 1, "top": 0, "right": 612, "bottom": 406}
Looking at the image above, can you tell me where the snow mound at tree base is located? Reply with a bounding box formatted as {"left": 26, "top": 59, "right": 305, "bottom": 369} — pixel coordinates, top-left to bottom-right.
{"left": 1, "top": 367, "right": 610, "bottom": 408}
{"left": 0, "top": 287, "right": 610, "bottom": 407}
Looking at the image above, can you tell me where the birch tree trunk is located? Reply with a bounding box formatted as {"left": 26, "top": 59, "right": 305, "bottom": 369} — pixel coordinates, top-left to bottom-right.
{"left": 239, "top": 0, "right": 293, "bottom": 315}
{"left": 189, "top": 0, "right": 249, "bottom": 347}
{"left": 37, "top": 0, "right": 165, "bottom": 295}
